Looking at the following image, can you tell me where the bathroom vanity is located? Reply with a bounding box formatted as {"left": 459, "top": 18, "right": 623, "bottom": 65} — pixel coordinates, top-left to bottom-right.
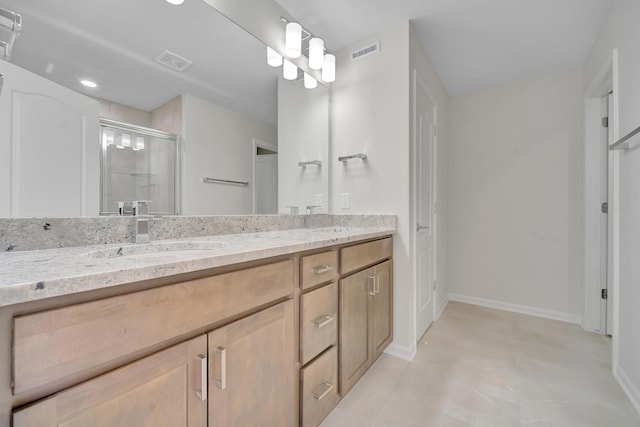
{"left": 0, "top": 225, "right": 394, "bottom": 426}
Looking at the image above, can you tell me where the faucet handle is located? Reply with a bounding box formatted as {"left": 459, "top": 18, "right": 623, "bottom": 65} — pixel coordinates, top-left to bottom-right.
{"left": 132, "top": 200, "right": 151, "bottom": 216}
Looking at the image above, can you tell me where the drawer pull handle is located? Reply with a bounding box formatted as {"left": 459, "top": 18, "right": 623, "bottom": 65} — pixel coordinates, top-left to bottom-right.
{"left": 216, "top": 347, "right": 227, "bottom": 390}
{"left": 313, "top": 264, "right": 334, "bottom": 274}
{"left": 367, "top": 275, "right": 376, "bottom": 295}
{"left": 312, "top": 381, "right": 334, "bottom": 401}
{"left": 374, "top": 274, "right": 380, "bottom": 294}
{"left": 313, "top": 315, "right": 335, "bottom": 328}
{"left": 196, "top": 354, "right": 207, "bottom": 401}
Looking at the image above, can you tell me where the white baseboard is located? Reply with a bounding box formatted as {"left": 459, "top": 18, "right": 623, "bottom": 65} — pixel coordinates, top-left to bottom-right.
{"left": 384, "top": 341, "right": 416, "bottom": 361}
{"left": 435, "top": 296, "right": 449, "bottom": 320}
{"left": 448, "top": 293, "right": 581, "bottom": 325}
{"left": 614, "top": 364, "right": 640, "bottom": 416}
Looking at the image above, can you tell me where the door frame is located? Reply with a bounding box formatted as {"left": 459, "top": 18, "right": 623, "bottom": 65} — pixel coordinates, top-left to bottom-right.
{"left": 252, "top": 138, "right": 278, "bottom": 214}
{"left": 411, "top": 69, "right": 438, "bottom": 341}
{"left": 582, "top": 49, "right": 619, "bottom": 344}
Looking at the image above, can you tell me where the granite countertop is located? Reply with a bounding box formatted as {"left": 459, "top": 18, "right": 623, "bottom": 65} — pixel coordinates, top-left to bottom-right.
{"left": 0, "top": 226, "right": 394, "bottom": 307}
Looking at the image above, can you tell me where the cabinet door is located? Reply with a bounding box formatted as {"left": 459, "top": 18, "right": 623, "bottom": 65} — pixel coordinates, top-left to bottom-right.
{"left": 12, "top": 335, "right": 207, "bottom": 427}
{"left": 339, "top": 268, "right": 373, "bottom": 395}
{"left": 208, "top": 300, "right": 295, "bottom": 427}
{"left": 371, "top": 260, "right": 393, "bottom": 359}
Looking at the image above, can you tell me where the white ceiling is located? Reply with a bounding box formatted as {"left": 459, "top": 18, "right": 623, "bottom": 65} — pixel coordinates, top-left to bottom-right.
{"left": 1, "top": 0, "right": 279, "bottom": 124}
{"left": 0, "top": 0, "right": 613, "bottom": 124}
{"left": 275, "top": 0, "right": 613, "bottom": 95}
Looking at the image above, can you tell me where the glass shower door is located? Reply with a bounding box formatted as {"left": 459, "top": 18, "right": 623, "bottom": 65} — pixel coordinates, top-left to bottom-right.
{"left": 100, "top": 119, "right": 179, "bottom": 215}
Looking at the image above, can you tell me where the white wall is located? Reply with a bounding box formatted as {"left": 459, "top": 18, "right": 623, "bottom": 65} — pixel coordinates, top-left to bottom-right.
{"left": 448, "top": 69, "right": 584, "bottom": 322}
{"left": 181, "top": 93, "right": 277, "bottom": 215}
{"left": 332, "top": 21, "right": 450, "bottom": 359}
{"left": 278, "top": 77, "right": 330, "bottom": 213}
{"left": 583, "top": 0, "right": 640, "bottom": 413}
{"left": 409, "top": 25, "right": 450, "bottom": 318}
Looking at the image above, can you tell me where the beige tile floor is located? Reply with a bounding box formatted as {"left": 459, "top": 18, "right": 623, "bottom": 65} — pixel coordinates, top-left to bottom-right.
{"left": 321, "top": 301, "right": 640, "bottom": 427}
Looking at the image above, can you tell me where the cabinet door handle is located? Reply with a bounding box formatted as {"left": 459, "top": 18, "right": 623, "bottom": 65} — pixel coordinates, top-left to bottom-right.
{"left": 313, "top": 314, "right": 335, "bottom": 328}
{"left": 374, "top": 274, "right": 380, "bottom": 295}
{"left": 215, "top": 347, "right": 227, "bottom": 390}
{"left": 312, "top": 381, "right": 334, "bottom": 401}
{"left": 313, "top": 264, "right": 334, "bottom": 274}
{"left": 196, "top": 354, "right": 207, "bottom": 401}
{"left": 367, "top": 275, "right": 376, "bottom": 295}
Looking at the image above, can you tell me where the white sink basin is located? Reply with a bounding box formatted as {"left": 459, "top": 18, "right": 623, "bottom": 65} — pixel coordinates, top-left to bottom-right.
{"left": 84, "top": 241, "right": 227, "bottom": 258}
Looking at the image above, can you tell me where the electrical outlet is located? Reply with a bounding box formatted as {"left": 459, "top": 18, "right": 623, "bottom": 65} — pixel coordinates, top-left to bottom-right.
{"left": 340, "top": 193, "right": 350, "bottom": 209}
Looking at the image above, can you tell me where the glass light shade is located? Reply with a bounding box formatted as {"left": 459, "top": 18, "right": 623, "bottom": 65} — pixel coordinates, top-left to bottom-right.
{"left": 135, "top": 136, "right": 145, "bottom": 150}
{"left": 285, "top": 22, "right": 302, "bottom": 58}
{"left": 166, "top": 0, "right": 184, "bottom": 5}
{"left": 321, "top": 54, "right": 335, "bottom": 83}
{"left": 121, "top": 133, "right": 131, "bottom": 148}
{"left": 308, "top": 38, "right": 324, "bottom": 70}
{"left": 304, "top": 72, "right": 317, "bottom": 89}
{"left": 266, "top": 46, "right": 283, "bottom": 67}
{"left": 283, "top": 59, "right": 297, "bottom": 80}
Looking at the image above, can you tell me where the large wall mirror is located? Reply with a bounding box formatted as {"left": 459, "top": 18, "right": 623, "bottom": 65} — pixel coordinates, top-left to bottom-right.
{"left": 0, "top": 0, "right": 330, "bottom": 217}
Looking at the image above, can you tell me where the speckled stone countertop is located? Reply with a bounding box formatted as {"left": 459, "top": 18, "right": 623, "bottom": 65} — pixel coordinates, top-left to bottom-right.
{"left": 0, "top": 226, "right": 394, "bottom": 308}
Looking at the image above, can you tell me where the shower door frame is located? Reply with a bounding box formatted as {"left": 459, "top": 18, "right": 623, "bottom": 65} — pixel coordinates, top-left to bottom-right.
{"left": 99, "top": 118, "right": 181, "bottom": 216}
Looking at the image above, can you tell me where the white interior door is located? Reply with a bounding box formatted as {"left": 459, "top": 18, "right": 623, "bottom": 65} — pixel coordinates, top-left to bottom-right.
{"left": 255, "top": 153, "right": 278, "bottom": 214}
{"left": 414, "top": 71, "right": 436, "bottom": 341}
{"left": 0, "top": 60, "right": 100, "bottom": 217}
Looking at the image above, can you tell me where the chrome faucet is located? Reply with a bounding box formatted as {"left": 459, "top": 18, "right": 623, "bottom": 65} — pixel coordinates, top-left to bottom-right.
{"left": 132, "top": 200, "right": 152, "bottom": 243}
{"left": 135, "top": 217, "right": 150, "bottom": 244}
{"left": 305, "top": 205, "right": 322, "bottom": 228}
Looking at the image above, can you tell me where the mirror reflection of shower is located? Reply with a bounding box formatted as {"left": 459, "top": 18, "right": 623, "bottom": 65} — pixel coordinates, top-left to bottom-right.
{"left": 100, "top": 119, "right": 180, "bottom": 216}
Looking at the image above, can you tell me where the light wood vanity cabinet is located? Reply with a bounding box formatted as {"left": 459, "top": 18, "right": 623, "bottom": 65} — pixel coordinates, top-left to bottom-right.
{"left": 208, "top": 301, "right": 294, "bottom": 427}
{"left": 298, "top": 250, "right": 340, "bottom": 427}
{"left": 6, "top": 234, "right": 393, "bottom": 427}
{"left": 339, "top": 239, "right": 393, "bottom": 395}
{"left": 10, "top": 259, "right": 296, "bottom": 427}
{"left": 13, "top": 335, "right": 209, "bottom": 426}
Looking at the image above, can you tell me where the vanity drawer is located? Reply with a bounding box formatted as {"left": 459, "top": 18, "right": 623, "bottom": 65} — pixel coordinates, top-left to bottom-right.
{"left": 300, "top": 250, "right": 338, "bottom": 290}
{"left": 13, "top": 259, "right": 294, "bottom": 395}
{"left": 300, "top": 282, "right": 338, "bottom": 365}
{"left": 300, "top": 346, "right": 339, "bottom": 427}
{"left": 340, "top": 237, "right": 392, "bottom": 275}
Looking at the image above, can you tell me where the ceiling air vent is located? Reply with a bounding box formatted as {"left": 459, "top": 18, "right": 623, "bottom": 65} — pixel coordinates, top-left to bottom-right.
{"left": 155, "top": 50, "right": 193, "bottom": 72}
{"left": 350, "top": 41, "right": 380, "bottom": 61}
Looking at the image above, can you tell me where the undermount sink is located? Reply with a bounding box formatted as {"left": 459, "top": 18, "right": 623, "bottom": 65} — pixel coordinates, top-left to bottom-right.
{"left": 84, "top": 241, "right": 228, "bottom": 258}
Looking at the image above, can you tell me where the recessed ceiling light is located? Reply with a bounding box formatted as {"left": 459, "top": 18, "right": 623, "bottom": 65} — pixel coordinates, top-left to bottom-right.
{"left": 80, "top": 79, "right": 98, "bottom": 88}
{"left": 166, "top": 0, "right": 184, "bottom": 5}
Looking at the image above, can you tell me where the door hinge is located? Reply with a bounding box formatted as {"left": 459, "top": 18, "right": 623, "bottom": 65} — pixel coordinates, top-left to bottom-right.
{"left": 601, "top": 288, "right": 608, "bottom": 300}
{"left": 602, "top": 117, "right": 609, "bottom": 128}
{"left": 602, "top": 202, "right": 608, "bottom": 214}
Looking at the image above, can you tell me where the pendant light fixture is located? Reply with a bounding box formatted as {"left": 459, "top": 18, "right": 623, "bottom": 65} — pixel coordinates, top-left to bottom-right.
{"left": 321, "top": 54, "right": 335, "bottom": 83}
{"left": 283, "top": 59, "right": 297, "bottom": 80}
{"left": 308, "top": 38, "right": 324, "bottom": 70}
{"left": 266, "top": 46, "right": 283, "bottom": 67}
{"left": 266, "top": 18, "right": 335, "bottom": 88}
{"left": 304, "top": 72, "right": 317, "bottom": 89}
